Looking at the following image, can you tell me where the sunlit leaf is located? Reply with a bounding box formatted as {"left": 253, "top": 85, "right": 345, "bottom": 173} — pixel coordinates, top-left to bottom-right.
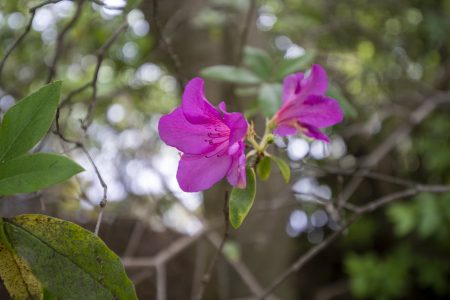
{"left": 0, "top": 214, "right": 137, "bottom": 299}
{"left": 0, "top": 82, "right": 61, "bottom": 162}
{"left": 200, "top": 65, "right": 261, "bottom": 84}
{"left": 387, "top": 203, "right": 416, "bottom": 237}
{"left": 0, "top": 153, "right": 84, "bottom": 196}
{"left": 229, "top": 168, "right": 257, "bottom": 228}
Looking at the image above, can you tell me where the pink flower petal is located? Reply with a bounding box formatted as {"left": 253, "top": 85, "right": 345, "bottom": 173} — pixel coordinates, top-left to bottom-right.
{"left": 273, "top": 125, "right": 297, "bottom": 136}
{"left": 182, "top": 77, "right": 221, "bottom": 124}
{"left": 177, "top": 153, "right": 232, "bottom": 192}
{"left": 218, "top": 102, "right": 248, "bottom": 145}
{"left": 282, "top": 73, "right": 304, "bottom": 103}
{"left": 298, "top": 64, "right": 328, "bottom": 97}
{"left": 278, "top": 95, "right": 343, "bottom": 128}
{"left": 299, "top": 95, "right": 343, "bottom": 127}
{"left": 300, "top": 124, "right": 330, "bottom": 142}
{"left": 158, "top": 107, "right": 215, "bottom": 155}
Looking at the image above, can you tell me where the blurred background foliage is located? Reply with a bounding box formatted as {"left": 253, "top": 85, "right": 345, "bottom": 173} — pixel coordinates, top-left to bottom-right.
{"left": 0, "top": 0, "right": 450, "bottom": 299}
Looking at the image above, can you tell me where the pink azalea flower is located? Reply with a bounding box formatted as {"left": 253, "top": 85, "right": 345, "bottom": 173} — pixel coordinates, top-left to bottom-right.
{"left": 158, "top": 77, "right": 248, "bottom": 192}
{"left": 272, "top": 64, "right": 344, "bottom": 142}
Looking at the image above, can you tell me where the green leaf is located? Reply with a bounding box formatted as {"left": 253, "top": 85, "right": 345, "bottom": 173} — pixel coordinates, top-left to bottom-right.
{"left": 235, "top": 86, "right": 259, "bottom": 97}
{"left": 229, "top": 168, "right": 257, "bottom": 228}
{"left": 256, "top": 156, "right": 272, "bottom": 181}
{"left": 258, "top": 83, "right": 282, "bottom": 117}
{"left": 0, "top": 153, "right": 84, "bottom": 196}
{"left": 327, "top": 84, "right": 358, "bottom": 118}
{"left": 0, "top": 81, "right": 62, "bottom": 162}
{"left": 272, "top": 156, "right": 290, "bottom": 183}
{"left": 200, "top": 65, "right": 261, "bottom": 84}
{"left": 243, "top": 47, "right": 273, "bottom": 80}
{"left": 223, "top": 241, "right": 241, "bottom": 262}
{"left": 0, "top": 241, "right": 43, "bottom": 300}
{"left": 275, "top": 52, "right": 316, "bottom": 80}
{"left": 1, "top": 214, "right": 137, "bottom": 300}
{"left": 387, "top": 203, "right": 416, "bottom": 236}
{"left": 124, "top": 0, "right": 141, "bottom": 12}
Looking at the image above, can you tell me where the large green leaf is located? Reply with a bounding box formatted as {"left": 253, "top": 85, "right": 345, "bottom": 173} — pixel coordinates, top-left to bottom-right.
{"left": 275, "top": 52, "right": 316, "bottom": 80}
{"left": 229, "top": 168, "right": 257, "bottom": 229}
{"left": 258, "top": 83, "right": 282, "bottom": 117}
{"left": 0, "top": 214, "right": 137, "bottom": 300}
{"left": 243, "top": 47, "right": 273, "bottom": 80}
{"left": 200, "top": 65, "right": 261, "bottom": 84}
{"left": 0, "top": 239, "right": 42, "bottom": 300}
{"left": 0, "top": 81, "right": 61, "bottom": 162}
{"left": 0, "top": 153, "right": 84, "bottom": 196}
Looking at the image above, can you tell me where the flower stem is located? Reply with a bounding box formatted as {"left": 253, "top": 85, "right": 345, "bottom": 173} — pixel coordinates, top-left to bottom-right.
{"left": 246, "top": 118, "right": 276, "bottom": 158}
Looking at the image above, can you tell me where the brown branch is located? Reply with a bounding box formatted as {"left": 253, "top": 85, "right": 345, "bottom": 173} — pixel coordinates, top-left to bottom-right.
{"left": 259, "top": 184, "right": 450, "bottom": 298}
{"left": 0, "top": 0, "right": 62, "bottom": 81}
{"left": 53, "top": 128, "right": 108, "bottom": 235}
{"left": 52, "top": 23, "right": 127, "bottom": 235}
{"left": 80, "top": 22, "right": 128, "bottom": 131}
{"left": 235, "top": 0, "right": 257, "bottom": 65}
{"left": 46, "top": 0, "right": 86, "bottom": 83}
{"left": 194, "top": 191, "right": 230, "bottom": 300}
{"left": 156, "top": 263, "right": 167, "bottom": 300}
{"left": 338, "top": 92, "right": 450, "bottom": 208}
{"left": 91, "top": 0, "right": 125, "bottom": 10}
{"left": 122, "top": 227, "right": 209, "bottom": 267}
{"left": 151, "top": 0, "right": 185, "bottom": 87}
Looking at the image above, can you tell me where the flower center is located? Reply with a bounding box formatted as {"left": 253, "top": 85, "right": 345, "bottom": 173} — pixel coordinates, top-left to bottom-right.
{"left": 204, "top": 123, "right": 231, "bottom": 158}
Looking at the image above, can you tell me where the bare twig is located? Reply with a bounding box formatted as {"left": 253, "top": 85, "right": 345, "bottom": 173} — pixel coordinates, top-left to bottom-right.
{"left": 194, "top": 191, "right": 230, "bottom": 300}
{"left": 53, "top": 22, "right": 127, "bottom": 235}
{"left": 151, "top": 0, "right": 185, "bottom": 87}
{"left": 259, "top": 184, "right": 450, "bottom": 298}
{"left": 235, "top": 0, "right": 257, "bottom": 65}
{"left": 52, "top": 130, "right": 108, "bottom": 235}
{"left": 91, "top": 0, "right": 125, "bottom": 10}
{"left": 81, "top": 22, "right": 128, "bottom": 130}
{"left": 338, "top": 93, "right": 450, "bottom": 208}
{"left": 122, "top": 227, "right": 209, "bottom": 267}
{"left": 156, "top": 263, "right": 167, "bottom": 300}
{"left": 47, "top": 0, "right": 86, "bottom": 83}
{"left": 0, "top": 0, "right": 62, "bottom": 80}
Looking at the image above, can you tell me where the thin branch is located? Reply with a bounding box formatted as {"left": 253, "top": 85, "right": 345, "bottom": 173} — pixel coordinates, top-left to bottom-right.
{"left": 91, "top": 0, "right": 126, "bottom": 10}
{"left": 0, "top": 0, "right": 62, "bottom": 80}
{"left": 194, "top": 191, "right": 230, "bottom": 300}
{"left": 81, "top": 22, "right": 128, "bottom": 131}
{"left": 151, "top": 0, "right": 185, "bottom": 87}
{"left": 156, "top": 263, "right": 167, "bottom": 300}
{"left": 52, "top": 23, "right": 127, "bottom": 235}
{"left": 47, "top": 0, "right": 86, "bottom": 83}
{"left": 122, "top": 227, "right": 209, "bottom": 267}
{"left": 338, "top": 93, "right": 449, "bottom": 208}
{"left": 235, "top": 0, "right": 257, "bottom": 65}
{"left": 259, "top": 184, "right": 450, "bottom": 298}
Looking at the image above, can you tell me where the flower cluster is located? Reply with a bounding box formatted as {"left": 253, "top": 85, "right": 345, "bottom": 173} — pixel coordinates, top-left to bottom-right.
{"left": 158, "top": 64, "right": 343, "bottom": 192}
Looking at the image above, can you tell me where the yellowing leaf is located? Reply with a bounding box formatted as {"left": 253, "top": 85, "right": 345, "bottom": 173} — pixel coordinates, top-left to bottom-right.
{"left": 1, "top": 214, "right": 137, "bottom": 300}
{"left": 0, "top": 241, "right": 42, "bottom": 300}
